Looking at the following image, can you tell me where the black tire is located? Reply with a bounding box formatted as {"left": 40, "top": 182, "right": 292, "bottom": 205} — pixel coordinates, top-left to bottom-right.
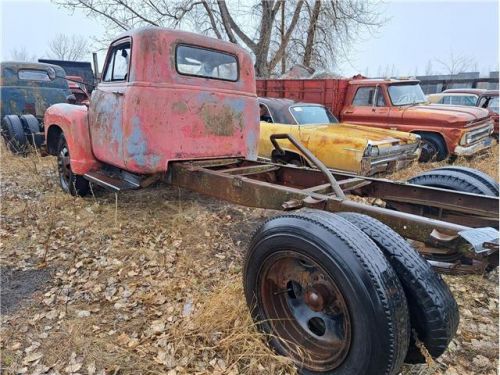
{"left": 1, "top": 115, "right": 28, "bottom": 154}
{"left": 338, "top": 212, "right": 459, "bottom": 364}
{"left": 432, "top": 166, "right": 499, "bottom": 196}
{"left": 418, "top": 133, "right": 447, "bottom": 162}
{"left": 244, "top": 210, "right": 410, "bottom": 375}
{"left": 271, "top": 150, "right": 307, "bottom": 167}
{"left": 408, "top": 169, "right": 496, "bottom": 196}
{"left": 57, "top": 134, "right": 90, "bottom": 196}
{"left": 20, "top": 115, "right": 44, "bottom": 148}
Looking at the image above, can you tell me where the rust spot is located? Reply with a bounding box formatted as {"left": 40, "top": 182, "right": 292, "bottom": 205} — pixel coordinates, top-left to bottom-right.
{"left": 200, "top": 104, "right": 242, "bottom": 136}
{"left": 172, "top": 101, "right": 189, "bottom": 114}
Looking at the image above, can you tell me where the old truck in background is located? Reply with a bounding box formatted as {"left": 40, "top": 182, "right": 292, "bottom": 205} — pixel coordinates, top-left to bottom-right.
{"left": 65, "top": 75, "right": 90, "bottom": 105}
{"left": 428, "top": 88, "right": 499, "bottom": 137}
{"left": 257, "top": 77, "right": 496, "bottom": 162}
{"left": 0, "top": 61, "right": 73, "bottom": 152}
{"left": 42, "top": 27, "right": 499, "bottom": 375}
{"left": 39, "top": 58, "right": 96, "bottom": 94}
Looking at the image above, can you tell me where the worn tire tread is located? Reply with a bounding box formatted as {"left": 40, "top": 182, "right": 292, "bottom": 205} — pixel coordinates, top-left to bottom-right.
{"left": 433, "top": 166, "right": 499, "bottom": 196}
{"left": 409, "top": 169, "right": 495, "bottom": 196}
{"left": 338, "top": 212, "right": 459, "bottom": 363}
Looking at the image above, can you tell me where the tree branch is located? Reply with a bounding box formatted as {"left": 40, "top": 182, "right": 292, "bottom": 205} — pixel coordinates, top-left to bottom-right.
{"left": 268, "top": 0, "right": 304, "bottom": 70}
{"left": 202, "top": 0, "right": 222, "bottom": 39}
{"left": 217, "top": 0, "right": 256, "bottom": 49}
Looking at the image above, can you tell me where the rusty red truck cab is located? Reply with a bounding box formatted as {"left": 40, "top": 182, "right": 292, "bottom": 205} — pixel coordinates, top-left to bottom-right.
{"left": 45, "top": 27, "right": 259, "bottom": 177}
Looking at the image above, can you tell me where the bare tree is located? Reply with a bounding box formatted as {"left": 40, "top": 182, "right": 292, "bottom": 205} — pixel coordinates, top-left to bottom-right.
{"left": 54, "top": 0, "right": 384, "bottom": 77}
{"left": 9, "top": 47, "right": 37, "bottom": 62}
{"left": 47, "top": 34, "right": 90, "bottom": 61}
{"left": 424, "top": 60, "right": 433, "bottom": 76}
{"left": 434, "top": 51, "right": 475, "bottom": 76}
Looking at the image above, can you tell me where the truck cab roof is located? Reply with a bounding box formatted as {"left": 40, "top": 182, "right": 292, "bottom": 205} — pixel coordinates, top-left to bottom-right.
{"left": 104, "top": 27, "right": 255, "bottom": 92}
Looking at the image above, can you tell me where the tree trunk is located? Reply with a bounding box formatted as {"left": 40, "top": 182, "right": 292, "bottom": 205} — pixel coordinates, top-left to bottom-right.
{"left": 281, "top": 1, "right": 286, "bottom": 74}
{"left": 254, "top": 0, "right": 275, "bottom": 77}
{"left": 303, "top": 0, "right": 321, "bottom": 67}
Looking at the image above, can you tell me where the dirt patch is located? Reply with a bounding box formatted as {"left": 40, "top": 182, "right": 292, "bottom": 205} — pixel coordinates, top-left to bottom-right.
{"left": 1, "top": 267, "right": 52, "bottom": 314}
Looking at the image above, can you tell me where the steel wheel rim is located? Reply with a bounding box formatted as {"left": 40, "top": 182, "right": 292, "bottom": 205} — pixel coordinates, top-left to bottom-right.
{"left": 258, "top": 250, "right": 352, "bottom": 371}
{"left": 58, "top": 145, "right": 71, "bottom": 190}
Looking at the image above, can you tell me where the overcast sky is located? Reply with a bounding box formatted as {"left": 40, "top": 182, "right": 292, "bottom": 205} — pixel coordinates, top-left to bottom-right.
{"left": 1, "top": 0, "right": 498, "bottom": 77}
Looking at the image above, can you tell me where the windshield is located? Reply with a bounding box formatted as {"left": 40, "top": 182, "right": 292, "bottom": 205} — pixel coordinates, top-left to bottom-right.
{"left": 488, "top": 97, "right": 499, "bottom": 113}
{"left": 290, "top": 105, "right": 338, "bottom": 125}
{"left": 388, "top": 84, "right": 426, "bottom": 106}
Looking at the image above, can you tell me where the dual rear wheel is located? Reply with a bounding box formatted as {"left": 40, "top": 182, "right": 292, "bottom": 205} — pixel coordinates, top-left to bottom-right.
{"left": 244, "top": 210, "right": 458, "bottom": 374}
{"left": 1, "top": 114, "right": 44, "bottom": 154}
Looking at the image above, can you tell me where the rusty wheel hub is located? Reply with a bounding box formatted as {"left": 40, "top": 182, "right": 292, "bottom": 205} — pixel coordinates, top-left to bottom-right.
{"left": 258, "top": 251, "right": 352, "bottom": 372}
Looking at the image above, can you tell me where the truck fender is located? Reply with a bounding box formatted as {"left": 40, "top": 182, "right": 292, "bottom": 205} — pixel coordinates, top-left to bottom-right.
{"left": 44, "top": 103, "right": 100, "bottom": 175}
{"left": 411, "top": 131, "right": 448, "bottom": 151}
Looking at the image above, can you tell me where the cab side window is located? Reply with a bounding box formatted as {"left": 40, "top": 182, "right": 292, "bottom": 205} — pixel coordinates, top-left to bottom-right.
{"left": 103, "top": 42, "right": 131, "bottom": 82}
{"left": 259, "top": 104, "right": 273, "bottom": 123}
{"left": 353, "top": 86, "right": 385, "bottom": 106}
{"left": 376, "top": 88, "right": 386, "bottom": 106}
{"left": 352, "top": 87, "right": 375, "bottom": 106}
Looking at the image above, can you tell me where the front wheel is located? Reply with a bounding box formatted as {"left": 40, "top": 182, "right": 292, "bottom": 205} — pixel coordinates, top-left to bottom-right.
{"left": 244, "top": 210, "right": 410, "bottom": 375}
{"left": 419, "top": 133, "right": 447, "bottom": 162}
{"left": 57, "top": 134, "right": 90, "bottom": 196}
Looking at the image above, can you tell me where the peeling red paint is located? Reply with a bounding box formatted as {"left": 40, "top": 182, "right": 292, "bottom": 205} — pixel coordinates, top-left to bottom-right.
{"left": 45, "top": 27, "right": 259, "bottom": 175}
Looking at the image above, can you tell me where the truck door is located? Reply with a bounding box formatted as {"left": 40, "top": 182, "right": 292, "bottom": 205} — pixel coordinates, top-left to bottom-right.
{"left": 342, "top": 86, "right": 389, "bottom": 128}
{"left": 88, "top": 39, "right": 131, "bottom": 169}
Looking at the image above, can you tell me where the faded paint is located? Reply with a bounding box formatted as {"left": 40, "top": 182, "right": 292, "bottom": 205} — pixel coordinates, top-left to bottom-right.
{"left": 48, "top": 27, "right": 259, "bottom": 175}
{"left": 126, "top": 116, "right": 148, "bottom": 167}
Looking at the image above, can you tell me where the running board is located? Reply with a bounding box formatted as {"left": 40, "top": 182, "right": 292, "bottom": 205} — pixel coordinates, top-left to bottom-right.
{"left": 84, "top": 171, "right": 141, "bottom": 192}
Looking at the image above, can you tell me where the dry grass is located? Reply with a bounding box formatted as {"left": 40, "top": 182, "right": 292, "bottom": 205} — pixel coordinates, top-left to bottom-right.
{"left": 1, "top": 143, "right": 498, "bottom": 375}
{"left": 388, "top": 144, "right": 499, "bottom": 182}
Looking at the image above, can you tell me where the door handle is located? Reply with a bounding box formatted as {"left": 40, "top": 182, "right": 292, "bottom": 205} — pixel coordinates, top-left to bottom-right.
{"left": 344, "top": 110, "right": 353, "bottom": 114}
{"left": 112, "top": 91, "right": 124, "bottom": 96}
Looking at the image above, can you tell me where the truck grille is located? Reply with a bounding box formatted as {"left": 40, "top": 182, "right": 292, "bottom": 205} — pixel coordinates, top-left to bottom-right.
{"left": 468, "top": 122, "right": 493, "bottom": 144}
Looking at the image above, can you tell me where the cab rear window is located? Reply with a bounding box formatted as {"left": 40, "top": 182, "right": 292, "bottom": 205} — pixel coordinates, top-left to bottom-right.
{"left": 18, "top": 69, "right": 50, "bottom": 81}
{"left": 175, "top": 44, "right": 238, "bottom": 82}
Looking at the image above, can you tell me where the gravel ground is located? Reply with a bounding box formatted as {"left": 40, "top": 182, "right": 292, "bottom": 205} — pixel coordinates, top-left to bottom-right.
{"left": 0, "top": 146, "right": 498, "bottom": 375}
